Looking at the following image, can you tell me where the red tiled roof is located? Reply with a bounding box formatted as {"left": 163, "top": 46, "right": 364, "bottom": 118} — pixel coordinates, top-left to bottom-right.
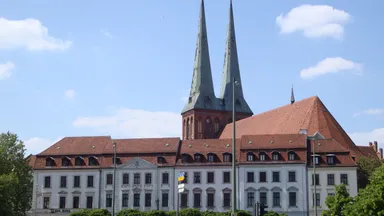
{"left": 220, "top": 96, "right": 362, "bottom": 156}
{"left": 38, "top": 136, "right": 112, "bottom": 156}
{"left": 105, "top": 138, "right": 180, "bottom": 154}
{"left": 240, "top": 134, "right": 307, "bottom": 150}
{"left": 357, "top": 146, "right": 377, "bottom": 157}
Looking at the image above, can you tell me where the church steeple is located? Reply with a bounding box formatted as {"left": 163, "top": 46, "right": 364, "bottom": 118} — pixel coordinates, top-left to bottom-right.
{"left": 181, "top": 0, "right": 217, "bottom": 114}
{"left": 219, "top": 0, "right": 253, "bottom": 115}
{"left": 291, "top": 85, "right": 295, "bottom": 104}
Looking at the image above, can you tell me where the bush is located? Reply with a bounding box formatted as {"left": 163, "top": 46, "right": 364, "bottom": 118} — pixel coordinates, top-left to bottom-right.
{"left": 117, "top": 209, "right": 143, "bottom": 216}
{"left": 201, "top": 211, "right": 217, "bottom": 216}
{"left": 147, "top": 210, "right": 166, "bottom": 216}
{"left": 69, "top": 209, "right": 111, "bottom": 216}
{"left": 264, "top": 212, "right": 287, "bottom": 216}
{"left": 235, "top": 210, "right": 251, "bottom": 216}
{"left": 180, "top": 208, "right": 201, "bottom": 216}
{"left": 165, "top": 210, "right": 176, "bottom": 216}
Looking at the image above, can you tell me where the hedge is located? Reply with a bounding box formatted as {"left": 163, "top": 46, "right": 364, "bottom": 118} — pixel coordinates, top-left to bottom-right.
{"left": 69, "top": 209, "right": 111, "bottom": 216}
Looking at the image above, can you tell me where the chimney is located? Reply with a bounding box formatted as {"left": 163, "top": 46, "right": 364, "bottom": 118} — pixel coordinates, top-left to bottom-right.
{"left": 369, "top": 141, "right": 373, "bottom": 146}
{"left": 379, "top": 148, "right": 383, "bottom": 160}
{"left": 373, "top": 141, "right": 378, "bottom": 152}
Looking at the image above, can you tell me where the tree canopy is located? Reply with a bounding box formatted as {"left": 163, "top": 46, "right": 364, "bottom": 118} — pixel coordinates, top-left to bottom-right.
{"left": 356, "top": 155, "right": 382, "bottom": 188}
{"left": 322, "top": 184, "right": 352, "bottom": 216}
{"left": 0, "top": 132, "right": 33, "bottom": 216}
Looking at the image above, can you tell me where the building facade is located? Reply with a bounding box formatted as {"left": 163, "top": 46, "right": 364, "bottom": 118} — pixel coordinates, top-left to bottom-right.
{"left": 27, "top": 1, "right": 383, "bottom": 216}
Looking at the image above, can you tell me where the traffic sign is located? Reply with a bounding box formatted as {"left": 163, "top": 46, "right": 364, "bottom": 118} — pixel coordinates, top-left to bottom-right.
{"left": 178, "top": 188, "right": 185, "bottom": 193}
{"left": 178, "top": 176, "right": 185, "bottom": 182}
{"left": 177, "top": 172, "right": 185, "bottom": 182}
{"left": 178, "top": 184, "right": 185, "bottom": 189}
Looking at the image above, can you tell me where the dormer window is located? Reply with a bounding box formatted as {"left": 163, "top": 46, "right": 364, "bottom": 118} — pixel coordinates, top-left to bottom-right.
{"left": 45, "top": 157, "right": 55, "bottom": 167}
{"left": 288, "top": 152, "right": 296, "bottom": 161}
{"left": 88, "top": 156, "right": 99, "bottom": 166}
{"left": 259, "top": 152, "right": 266, "bottom": 161}
{"left": 181, "top": 154, "right": 189, "bottom": 163}
{"left": 75, "top": 156, "right": 84, "bottom": 166}
{"left": 157, "top": 156, "right": 166, "bottom": 164}
{"left": 272, "top": 152, "right": 280, "bottom": 161}
{"left": 247, "top": 152, "right": 255, "bottom": 161}
{"left": 207, "top": 153, "right": 216, "bottom": 162}
{"left": 194, "top": 153, "right": 202, "bottom": 162}
{"left": 223, "top": 153, "right": 232, "bottom": 162}
{"left": 112, "top": 157, "right": 121, "bottom": 165}
{"left": 326, "top": 154, "right": 336, "bottom": 165}
{"left": 312, "top": 155, "right": 320, "bottom": 165}
{"left": 62, "top": 157, "right": 71, "bottom": 166}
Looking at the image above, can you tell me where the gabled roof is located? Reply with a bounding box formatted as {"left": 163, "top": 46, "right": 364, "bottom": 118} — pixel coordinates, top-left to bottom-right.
{"left": 107, "top": 137, "right": 180, "bottom": 154}
{"left": 220, "top": 96, "right": 362, "bottom": 156}
{"left": 240, "top": 134, "right": 306, "bottom": 150}
{"left": 357, "top": 146, "right": 378, "bottom": 157}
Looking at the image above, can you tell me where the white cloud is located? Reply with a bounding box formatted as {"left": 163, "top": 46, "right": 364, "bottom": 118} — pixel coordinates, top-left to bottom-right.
{"left": 100, "top": 29, "right": 114, "bottom": 39}
{"left": 0, "top": 17, "right": 72, "bottom": 51}
{"left": 0, "top": 61, "right": 14, "bottom": 80}
{"left": 349, "top": 128, "right": 384, "bottom": 150}
{"left": 354, "top": 108, "right": 384, "bottom": 117}
{"left": 64, "top": 89, "right": 75, "bottom": 99}
{"left": 23, "top": 137, "right": 63, "bottom": 155}
{"left": 73, "top": 108, "right": 181, "bottom": 138}
{"left": 276, "top": 4, "right": 351, "bottom": 39}
{"left": 300, "top": 57, "right": 362, "bottom": 79}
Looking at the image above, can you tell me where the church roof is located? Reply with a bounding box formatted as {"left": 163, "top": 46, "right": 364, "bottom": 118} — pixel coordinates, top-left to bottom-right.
{"left": 220, "top": 96, "right": 362, "bottom": 156}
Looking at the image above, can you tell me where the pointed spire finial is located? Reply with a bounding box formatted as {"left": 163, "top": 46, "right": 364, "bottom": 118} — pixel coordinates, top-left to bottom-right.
{"left": 291, "top": 85, "right": 295, "bottom": 104}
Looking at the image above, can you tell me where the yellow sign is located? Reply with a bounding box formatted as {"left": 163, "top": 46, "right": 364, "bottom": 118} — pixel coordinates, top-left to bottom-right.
{"left": 178, "top": 176, "right": 185, "bottom": 182}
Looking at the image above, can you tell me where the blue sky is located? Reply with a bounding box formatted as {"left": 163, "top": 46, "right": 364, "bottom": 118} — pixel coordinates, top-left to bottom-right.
{"left": 0, "top": 0, "right": 383, "bottom": 155}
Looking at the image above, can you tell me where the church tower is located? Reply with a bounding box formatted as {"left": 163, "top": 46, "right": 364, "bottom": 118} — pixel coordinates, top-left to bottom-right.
{"left": 181, "top": 0, "right": 253, "bottom": 140}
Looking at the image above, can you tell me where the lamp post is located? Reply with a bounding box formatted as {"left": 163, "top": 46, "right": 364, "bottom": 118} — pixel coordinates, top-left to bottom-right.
{"left": 112, "top": 142, "right": 117, "bottom": 216}
{"left": 232, "top": 76, "right": 237, "bottom": 216}
{"left": 309, "top": 137, "right": 320, "bottom": 216}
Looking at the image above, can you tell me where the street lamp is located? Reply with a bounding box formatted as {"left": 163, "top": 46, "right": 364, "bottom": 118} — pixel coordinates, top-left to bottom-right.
{"left": 112, "top": 142, "right": 117, "bottom": 216}
{"left": 232, "top": 76, "right": 238, "bottom": 216}
{"left": 308, "top": 137, "right": 321, "bottom": 216}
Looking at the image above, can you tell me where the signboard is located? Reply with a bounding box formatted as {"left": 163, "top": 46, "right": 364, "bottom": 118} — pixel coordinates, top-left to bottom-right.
{"left": 178, "top": 188, "right": 185, "bottom": 193}
{"left": 178, "top": 184, "right": 185, "bottom": 189}
{"left": 177, "top": 172, "right": 185, "bottom": 182}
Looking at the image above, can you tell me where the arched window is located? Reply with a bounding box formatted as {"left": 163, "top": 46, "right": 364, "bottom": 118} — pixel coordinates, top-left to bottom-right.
{"left": 204, "top": 117, "right": 212, "bottom": 138}
{"left": 259, "top": 152, "right": 267, "bottom": 161}
{"left": 207, "top": 153, "right": 216, "bottom": 162}
{"left": 223, "top": 153, "right": 232, "bottom": 162}
{"left": 181, "top": 154, "right": 190, "bottom": 163}
{"left": 62, "top": 156, "right": 71, "bottom": 166}
{"left": 197, "top": 118, "right": 202, "bottom": 134}
{"left": 183, "top": 120, "right": 186, "bottom": 139}
{"left": 189, "top": 117, "right": 193, "bottom": 139}
{"left": 75, "top": 156, "right": 84, "bottom": 166}
{"left": 288, "top": 151, "right": 297, "bottom": 161}
{"left": 272, "top": 152, "right": 280, "bottom": 161}
{"left": 88, "top": 156, "right": 99, "bottom": 166}
{"left": 45, "top": 157, "right": 56, "bottom": 167}
{"left": 246, "top": 152, "right": 255, "bottom": 161}
{"left": 214, "top": 118, "right": 220, "bottom": 133}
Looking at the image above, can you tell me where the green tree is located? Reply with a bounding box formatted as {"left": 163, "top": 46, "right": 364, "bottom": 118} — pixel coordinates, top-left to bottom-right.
{"left": 0, "top": 132, "right": 33, "bottom": 216}
{"left": 322, "top": 184, "right": 352, "bottom": 216}
{"left": 343, "top": 164, "right": 384, "bottom": 216}
{"left": 264, "top": 212, "right": 287, "bottom": 216}
{"left": 356, "top": 156, "right": 382, "bottom": 189}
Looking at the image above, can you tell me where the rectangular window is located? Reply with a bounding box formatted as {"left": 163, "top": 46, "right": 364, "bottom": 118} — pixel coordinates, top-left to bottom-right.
{"left": 194, "top": 172, "right": 201, "bottom": 184}
{"left": 60, "top": 176, "right": 67, "bottom": 188}
{"left": 247, "top": 172, "right": 254, "bottom": 182}
{"left": 87, "top": 176, "right": 94, "bottom": 187}
{"left": 74, "top": 176, "right": 81, "bottom": 188}
{"left": 313, "top": 193, "right": 320, "bottom": 206}
{"left": 145, "top": 193, "right": 151, "bottom": 207}
{"left": 288, "top": 171, "right": 296, "bottom": 182}
{"left": 44, "top": 176, "right": 51, "bottom": 188}
{"left": 223, "top": 193, "right": 231, "bottom": 207}
{"left": 272, "top": 192, "right": 280, "bottom": 207}
{"left": 162, "top": 173, "right": 169, "bottom": 184}
{"left": 207, "top": 172, "right": 214, "bottom": 183}
{"left": 106, "top": 174, "right": 113, "bottom": 185}
{"left": 134, "top": 173, "right": 140, "bottom": 185}
{"left": 207, "top": 193, "right": 214, "bottom": 207}
{"left": 145, "top": 173, "right": 152, "bottom": 184}
{"left": 341, "top": 174, "right": 348, "bottom": 185}
{"left": 134, "top": 194, "right": 140, "bottom": 207}
{"left": 182, "top": 172, "right": 188, "bottom": 184}
{"left": 193, "top": 193, "right": 201, "bottom": 207}
{"left": 123, "top": 173, "right": 129, "bottom": 185}
{"left": 43, "top": 197, "right": 50, "bottom": 209}
{"left": 106, "top": 194, "right": 112, "bottom": 207}
{"left": 59, "top": 197, "right": 66, "bottom": 209}
{"left": 289, "top": 192, "right": 296, "bottom": 207}
{"left": 260, "top": 192, "right": 267, "bottom": 206}
{"left": 180, "top": 193, "right": 188, "bottom": 207}
{"left": 162, "top": 192, "right": 168, "bottom": 207}
{"left": 122, "top": 193, "right": 129, "bottom": 207}
{"left": 312, "top": 174, "right": 320, "bottom": 185}
{"left": 223, "top": 172, "right": 230, "bottom": 183}
{"left": 73, "top": 196, "right": 79, "bottom": 209}
{"left": 259, "top": 172, "right": 267, "bottom": 182}
{"left": 272, "top": 172, "right": 280, "bottom": 182}
{"left": 327, "top": 174, "right": 335, "bottom": 185}
{"left": 327, "top": 156, "right": 335, "bottom": 164}
{"left": 86, "top": 196, "right": 93, "bottom": 208}
{"left": 247, "top": 192, "right": 254, "bottom": 207}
